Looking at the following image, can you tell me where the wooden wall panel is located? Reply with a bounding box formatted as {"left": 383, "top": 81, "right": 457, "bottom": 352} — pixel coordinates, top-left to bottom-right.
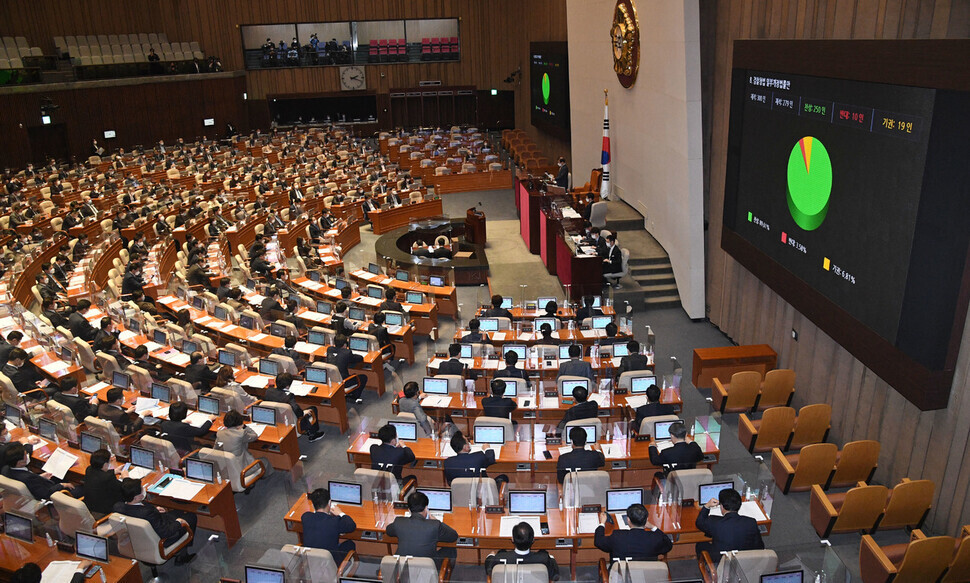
{"left": 704, "top": 0, "right": 970, "bottom": 534}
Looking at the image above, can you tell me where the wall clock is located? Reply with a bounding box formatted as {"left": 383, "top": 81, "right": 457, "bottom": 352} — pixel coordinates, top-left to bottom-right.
{"left": 611, "top": 0, "right": 640, "bottom": 88}
{"left": 339, "top": 65, "right": 366, "bottom": 91}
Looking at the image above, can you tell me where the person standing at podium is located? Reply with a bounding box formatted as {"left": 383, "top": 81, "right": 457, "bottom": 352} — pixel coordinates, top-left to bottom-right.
{"left": 555, "top": 157, "right": 569, "bottom": 189}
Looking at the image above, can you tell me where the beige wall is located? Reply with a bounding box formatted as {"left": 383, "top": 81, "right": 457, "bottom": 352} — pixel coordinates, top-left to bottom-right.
{"left": 705, "top": 0, "right": 970, "bottom": 535}
{"left": 567, "top": 0, "right": 705, "bottom": 318}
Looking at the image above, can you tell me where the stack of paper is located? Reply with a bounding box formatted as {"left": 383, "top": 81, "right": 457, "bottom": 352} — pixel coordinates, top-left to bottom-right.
{"left": 600, "top": 443, "right": 624, "bottom": 459}
{"left": 540, "top": 396, "right": 561, "bottom": 409}
{"left": 160, "top": 478, "right": 205, "bottom": 501}
{"left": 118, "top": 330, "right": 138, "bottom": 342}
{"left": 247, "top": 423, "right": 271, "bottom": 437}
{"left": 40, "top": 561, "right": 82, "bottom": 583}
{"left": 517, "top": 396, "right": 536, "bottom": 409}
{"left": 42, "top": 448, "right": 78, "bottom": 480}
{"left": 578, "top": 512, "right": 600, "bottom": 533}
{"left": 168, "top": 352, "right": 191, "bottom": 366}
{"left": 492, "top": 332, "right": 507, "bottom": 342}
{"left": 360, "top": 437, "right": 382, "bottom": 450}
{"left": 249, "top": 333, "right": 268, "bottom": 342}
{"left": 469, "top": 444, "right": 501, "bottom": 459}
{"left": 143, "top": 341, "right": 164, "bottom": 352}
{"left": 708, "top": 501, "right": 767, "bottom": 521}
{"left": 288, "top": 381, "right": 314, "bottom": 396}
{"left": 653, "top": 440, "right": 674, "bottom": 452}
{"left": 185, "top": 412, "right": 214, "bottom": 428}
{"left": 500, "top": 515, "right": 542, "bottom": 537}
{"left": 42, "top": 361, "right": 70, "bottom": 374}
{"left": 134, "top": 397, "right": 160, "bottom": 413}
{"left": 421, "top": 396, "right": 452, "bottom": 408}
{"left": 294, "top": 341, "right": 317, "bottom": 353}
{"left": 81, "top": 381, "right": 109, "bottom": 395}
{"left": 625, "top": 396, "right": 648, "bottom": 409}
{"left": 128, "top": 466, "right": 152, "bottom": 480}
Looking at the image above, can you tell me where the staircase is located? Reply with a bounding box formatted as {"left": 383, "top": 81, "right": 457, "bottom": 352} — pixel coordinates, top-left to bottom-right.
{"left": 41, "top": 59, "right": 76, "bottom": 84}
{"left": 602, "top": 199, "right": 681, "bottom": 310}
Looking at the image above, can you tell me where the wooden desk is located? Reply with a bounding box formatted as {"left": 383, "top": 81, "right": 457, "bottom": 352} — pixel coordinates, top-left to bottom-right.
{"left": 0, "top": 535, "right": 142, "bottom": 582}
{"left": 370, "top": 199, "right": 444, "bottom": 235}
{"left": 691, "top": 344, "right": 777, "bottom": 389}
{"left": 349, "top": 269, "right": 458, "bottom": 318}
{"left": 449, "top": 328, "right": 633, "bottom": 349}
{"left": 234, "top": 370, "right": 349, "bottom": 434}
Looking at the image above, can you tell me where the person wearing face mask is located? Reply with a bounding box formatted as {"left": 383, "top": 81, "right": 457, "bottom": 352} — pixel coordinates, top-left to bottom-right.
{"left": 2, "top": 348, "right": 51, "bottom": 396}
{"left": 2, "top": 443, "right": 75, "bottom": 500}
{"left": 602, "top": 234, "right": 623, "bottom": 288}
{"left": 0, "top": 422, "right": 38, "bottom": 474}
{"left": 555, "top": 156, "right": 569, "bottom": 189}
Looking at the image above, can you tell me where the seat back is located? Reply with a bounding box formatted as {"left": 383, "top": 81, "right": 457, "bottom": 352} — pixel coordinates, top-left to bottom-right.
{"left": 755, "top": 407, "right": 797, "bottom": 450}
{"left": 829, "top": 439, "right": 880, "bottom": 488}
{"left": 608, "top": 561, "right": 670, "bottom": 583}
{"left": 307, "top": 362, "right": 341, "bottom": 385}
{"left": 940, "top": 534, "right": 970, "bottom": 583}
{"left": 73, "top": 338, "right": 99, "bottom": 373}
{"left": 789, "top": 443, "right": 838, "bottom": 491}
{"left": 51, "top": 491, "right": 95, "bottom": 537}
{"left": 638, "top": 414, "right": 681, "bottom": 436}
{"left": 893, "top": 536, "right": 958, "bottom": 583}
{"left": 558, "top": 375, "right": 592, "bottom": 398}
{"left": 832, "top": 484, "right": 889, "bottom": 533}
{"left": 83, "top": 416, "right": 122, "bottom": 455}
{"left": 564, "top": 418, "right": 603, "bottom": 442}
{"left": 380, "top": 556, "right": 441, "bottom": 583}
{"left": 199, "top": 447, "right": 254, "bottom": 492}
{"left": 279, "top": 544, "right": 339, "bottom": 583}
{"left": 434, "top": 374, "right": 464, "bottom": 393}
{"left": 723, "top": 371, "right": 762, "bottom": 411}
{"left": 0, "top": 474, "right": 42, "bottom": 514}
{"left": 758, "top": 368, "right": 795, "bottom": 409}
{"left": 224, "top": 343, "right": 253, "bottom": 368}
{"left": 451, "top": 477, "right": 500, "bottom": 507}
{"left": 139, "top": 435, "right": 181, "bottom": 470}
{"left": 268, "top": 353, "right": 298, "bottom": 375}
{"left": 353, "top": 468, "right": 401, "bottom": 500}
{"left": 473, "top": 416, "right": 514, "bottom": 442}
{"left": 168, "top": 378, "right": 198, "bottom": 407}
{"left": 717, "top": 550, "right": 779, "bottom": 583}
{"left": 126, "top": 365, "right": 153, "bottom": 394}
{"left": 618, "top": 371, "right": 653, "bottom": 391}
{"left": 589, "top": 201, "right": 609, "bottom": 229}
{"left": 259, "top": 401, "right": 297, "bottom": 427}
{"left": 669, "top": 469, "right": 714, "bottom": 502}
{"left": 881, "top": 479, "right": 935, "bottom": 531}
{"left": 789, "top": 404, "right": 831, "bottom": 450}
{"left": 96, "top": 351, "right": 120, "bottom": 383}
{"left": 209, "top": 387, "right": 249, "bottom": 414}
{"left": 384, "top": 413, "right": 430, "bottom": 439}
{"left": 107, "top": 512, "right": 189, "bottom": 565}
{"left": 562, "top": 470, "right": 610, "bottom": 507}
{"left": 46, "top": 399, "right": 79, "bottom": 436}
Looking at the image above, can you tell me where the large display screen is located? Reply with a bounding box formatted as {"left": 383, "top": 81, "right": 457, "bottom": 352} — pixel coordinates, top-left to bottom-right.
{"left": 530, "top": 42, "right": 570, "bottom": 139}
{"left": 722, "top": 42, "right": 970, "bottom": 410}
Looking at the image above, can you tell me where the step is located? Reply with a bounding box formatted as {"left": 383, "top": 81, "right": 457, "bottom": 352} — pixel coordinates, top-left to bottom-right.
{"left": 642, "top": 283, "right": 679, "bottom": 298}
{"left": 644, "top": 295, "right": 682, "bottom": 309}
{"left": 630, "top": 263, "right": 672, "bottom": 276}
{"left": 628, "top": 256, "right": 670, "bottom": 267}
{"left": 633, "top": 272, "right": 675, "bottom": 285}
{"left": 605, "top": 217, "right": 643, "bottom": 232}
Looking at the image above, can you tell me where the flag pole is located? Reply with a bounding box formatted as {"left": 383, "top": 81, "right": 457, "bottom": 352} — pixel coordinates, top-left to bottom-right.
{"left": 600, "top": 89, "right": 612, "bottom": 200}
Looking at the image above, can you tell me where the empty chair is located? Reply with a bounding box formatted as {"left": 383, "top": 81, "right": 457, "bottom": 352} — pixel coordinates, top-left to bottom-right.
{"left": 83, "top": 416, "right": 123, "bottom": 456}
{"left": 860, "top": 532, "right": 954, "bottom": 583}
{"left": 756, "top": 369, "right": 795, "bottom": 410}
{"left": 876, "top": 479, "right": 934, "bottom": 532}
{"left": 699, "top": 549, "right": 778, "bottom": 583}
{"left": 51, "top": 491, "right": 98, "bottom": 538}
{"left": 140, "top": 435, "right": 182, "bottom": 470}
{"left": 452, "top": 477, "right": 501, "bottom": 507}
{"left": 600, "top": 560, "right": 670, "bottom": 583}
{"left": 771, "top": 442, "right": 838, "bottom": 494}
{"left": 668, "top": 468, "right": 714, "bottom": 502}
{"left": 279, "top": 544, "right": 356, "bottom": 582}
{"left": 588, "top": 201, "right": 608, "bottom": 229}
{"left": 940, "top": 530, "right": 970, "bottom": 583}
{"left": 473, "top": 416, "right": 514, "bottom": 442}
{"left": 354, "top": 468, "right": 411, "bottom": 501}
{"left": 106, "top": 511, "right": 193, "bottom": 577}
{"left": 198, "top": 447, "right": 264, "bottom": 493}
{"left": 810, "top": 483, "right": 888, "bottom": 538}
{"left": 168, "top": 378, "right": 197, "bottom": 407}
{"left": 787, "top": 403, "right": 831, "bottom": 450}
{"left": 712, "top": 371, "right": 762, "bottom": 413}
{"left": 0, "top": 474, "right": 45, "bottom": 515}
{"left": 561, "top": 470, "right": 610, "bottom": 507}
{"left": 488, "top": 563, "right": 547, "bottom": 583}
{"left": 828, "top": 439, "right": 880, "bottom": 489}
{"left": 432, "top": 374, "right": 464, "bottom": 393}
{"left": 380, "top": 556, "right": 451, "bottom": 583}
{"left": 738, "top": 406, "right": 796, "bottom": 453}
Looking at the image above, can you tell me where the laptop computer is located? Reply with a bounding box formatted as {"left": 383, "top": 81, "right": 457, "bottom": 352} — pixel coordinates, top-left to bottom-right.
{"left": 328, "top": 480, "right": 363, "bottom": 505}
{"left": 508, "top": 490, "right": 546, "bottom": 514}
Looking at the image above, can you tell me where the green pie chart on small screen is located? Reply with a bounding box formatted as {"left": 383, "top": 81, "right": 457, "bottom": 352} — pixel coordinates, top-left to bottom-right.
{"left": 786, "top": 136, "right": 833, "bottom": 231}
{"left": 541, "top": 73, "right": 551, "bottom": 105}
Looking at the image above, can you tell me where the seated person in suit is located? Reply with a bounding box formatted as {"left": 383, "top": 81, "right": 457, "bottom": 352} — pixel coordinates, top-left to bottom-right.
{"left": 369, "top": 424, "right": 416, "bottom": 482}
{"left": 265, "top": 373, "right": 324, "bottom": 442}
{"left": 379, "top": 288, "right": 404, "bottom": 313}
{"left": 633, "top": 384, "right": 677, "bottom": 434}
{"left": 214, "top": 410, "right": 262, "bottom": 470}
{"left": 443, "top": 430, "right": 504, "bottom": 485}
{"left": 695, "top": 488, "right": 764, "bottom": 563}
{"left": 386, "top": 491, "right": 459, "bottom": 565}
{"left": 543, "top": 300, "right": 563, "bottom": 324}
{"left": 398, "top": 381, "right": 433, "bottom": 436}
{"left": 459, "top": 318, "right": 490, "bottom": 345}
{"left": 92, "top": 318, "right": 116, "bottom": 348}
{"left": 160, "top": 401, "right": 213, "bottom": 455}
{"left": 82, "top": 448, "right": 125, "bottom": 518}
{"left": 42, "top": 299, "right": 67, "bottom": 329}
{"left": 594, "top": 502, "right": 673, "bottom": 561}
{"left": 556, "top": 426, "right": 605, "bottom": 483}
{"left": 0, "top": 423, "right": 35, "bottom": 475}
{"left": 575, "top": 295, "right": 596, "bottom": 324}
{"left": 0, "top": 330, "right": 23, "bottom": 367}
{"left": 272, "top": 335, "right": 309, "bottom": 371}
{"left": 68, "top": 299, "right": 98, "bottom": 342}
{"left": 3, "top": 443, "right": 76, "bottom": 500}
{"left": 300, "top": 487, "right": 357, "bottom": 563}
{"left": 132, "top": 345, "right": 171, "bottom": 381}
{"left": 557, "top": 343, "right": 593, "bottom": 381}
{"left": 482, "top": 378, "right": 517, "bottom": 419}
{"left": 496, "top": 350, "right": 531, "bottom": 389}
{"left": 648, "top": 421, "right": 703, "bottom": 475}
{"left": 2, "top": 348, "right": 49, "bottom": 396}
{"left": 485, "top": 521, "right": 560, "bottom": 580}
{"left": 438, "top": 343, "right": 477, "bottom": 380}
{"left": 535, "top": 323, "right": 560, "bottom": 346}
{"left": 326, "top": 335, "right": 365, "bottom": 401}
{"left": 556, "top": 386, "right": 598, "bottom": 434}
{"left": 367, "top": 311, "right": 391, "bottom": 349}
{"left": 96, "top": 335, "right": 132, "bottom": 370}
{"left": 10, "top": 562, "right": 90, "bottom": 583}
{"left": 617, "top": 340, "right": 650, "bottom": 378}
{"left": 98, "top": 387, "right": 143, "bottom": 435}
{"left": 483, "top": 294, "right": 513, "bottom": 319}
{"left": 115, "top": 478, "right": 198, "bottom": 566}
{"left": 184, "top": 351, "right": 219, "bottom": 393}
{"left": 52, "top": 376, "right": 99, "bottom": 423}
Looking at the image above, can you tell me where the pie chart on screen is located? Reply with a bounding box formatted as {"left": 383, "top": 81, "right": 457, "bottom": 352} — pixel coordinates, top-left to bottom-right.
{"left": 786, "top": 136, "right": 833, "bottom": 231}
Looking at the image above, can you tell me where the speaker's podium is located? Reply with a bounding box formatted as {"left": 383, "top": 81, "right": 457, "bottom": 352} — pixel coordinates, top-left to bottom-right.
{"left": 465, "top": 207, "right": 486, "bottom": 244}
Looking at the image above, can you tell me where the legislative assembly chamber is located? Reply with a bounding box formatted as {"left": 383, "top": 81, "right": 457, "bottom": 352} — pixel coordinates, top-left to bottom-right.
{"left": 0, "top": 1, "right": 967, "bottom": 582}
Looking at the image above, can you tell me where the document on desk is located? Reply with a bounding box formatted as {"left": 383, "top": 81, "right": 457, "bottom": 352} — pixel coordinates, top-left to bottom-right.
{"left": 249, "top": 333, "right": 269, "bottom": 342}
{"left": 135, "top": 397, "right": 160, "bottom": 413}
{"left": 491, "top": 332, "right": 507, "bottom": 342}
{"left": 288, "top": 381, "right": 314, "bottom": 396}
{"left": 612, "top": 513, "right": 631, "bottom": 530}
{"left": 242, "top": 375, "right": 271, "bottom": 389}
{"left": 540, "top": 396, "right": 561, "bottom": 409}
{"left": 158, "top": 296, "right": 180, "bottom": 306}
{"left": 588, "top": 393, "right": 609, "bottom": 407}
{"left": 652, "top": 440, "right": 674, "bottom": 452}
{"left": 470, "top": 444, "right": 501, "bottom": 459}
{"left": 624, "top": 396, "right": 648, "bottom": 409}
{"left": 600, "top": 443, "right": 624, "bottom": 459}
{"left": 292, "top": 341, "right": 317, "bottom": 354}
{"left": 421, "top": 396, "right": 452, "bottom": 408}
{"left": 128, "top": 466, "right": 152, "bottom": 480}
{"left": 481, "top": 360, "right": 500, "bottom": 370}
{"left": 386, "top": 325, "right": 402, "bottom": 335}
{"left": 41, "top": 560, "right": 82, "bottom": 583}
{"left": 247, "top": 423, "right": 270, "bottom": 437}
{"left": 517, "top": 396, "right": 537, "bottom": 409}
{"left": 160, "top": 478, "right": 206, "bottom": 501}
{"left": 500, "top": 515, "right": 542, "bottom": 537}
{"left": 559, "top": 445, "right": 592, "bottom": 455}
{"left": 118, "top": 330, "right": 138, "bottom": 342}
{"left": 42, "top": 448, "right": 78, "bottom": 480}
{"left": 518, "top": 332, "right": 535, "bottom": 342}
{"left": 361, "top": 437, "right": 382, "bottom": 450}
{"left": 578, "top": 512, "right": 600, "bottom": 533}
{"left": 167, "top": 352, "right": 192, "bottom": 366}
{"left": 301, "top": 311, "right": 326, "bottom": 322}
{"left": 41, "top": 361, "right": 70, "bottom": 375}
{"left": 426, "top": 358, "right": 443, "bottom": 369}
{"left": 707, "top": 500, "right": 767, "bottom": 521}
{"left": 143, "top": 341, "right": 164, "bottom": 353}
{"left": 185, "top": 412, "right": 214, "bottom": 428}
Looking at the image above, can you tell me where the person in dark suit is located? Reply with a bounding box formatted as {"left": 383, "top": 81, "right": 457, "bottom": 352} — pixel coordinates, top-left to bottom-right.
{"left": 159, "top": 401, "right": 212, "bottom": 454}
{"left": 132, "top": 345, "right": 170, "bottom": 381}
{"left": 633, "top": 384, "right": 677, "bottom": 434}
{"left": 482, "top": 378, "right": 517, "bottom": 420}
{"left": 184, "top": 352, "right": 219, "bottom": 393}
{"left": 496, "top": 351, "right": 531, "bottom": 389}
{"left": 556, "top": 426, "right": 605, "bottom": 483}
{"left": 602, "top": 235, "right": 623, "bottom": 287}
{"left": 535, "top": 323, "right": 560, "bottom": 347}
{"left": 442, "top": 431, "right": 499, "bottom": 485}
{"left": 459, "top": 319, "right": 490, "bottom": 345}
{"left": 370, "top": 424, "right": 416, "bottom": 481}
{"left": 2, "top": 348, "right": 47, "bottom": 396}
{"left": 483, "top": 295, "right": 513, "bottom": 319}
{"left": 593, "top": 503, "right": 673, "bottom": 561}
{"left": 557, "top": 344, "right": 594, "bottom": 381}
{"left": 386, "top": 491, "right": 458, "bottom": 564}
{"left": 438, "top": 343, "right": 477, "bottom": 380}
{"left": 68, "top": 299, "right": 98, "bottom": 342}
{"left": 186, "top": 258, "right": 212, "bottom": 288}
{"left": 367, "top": 311, "right": 391, "bottom": 348}
{"left": 115, "top": 478, "right": 198, "bottom": 565}
{"left": 272, "top": 336, "right": 309, "bottom": 371}
{"left": 121, "top": 264, "right": 146, "bottom": 298}
{"left": 42, "top": 299, "right": 67, "bottom": 329}
{"left": 485, "top": 521, "right": 560, "bottom": 580}
{"left": 554, "top": 157, "right": 569, "bottom": 189}
{"left": 0, "top": 424, "right": 34, "bottom": 475}
{"left": 98, "top": 335, "right": 133, "bottom": 371}
{"left": 10, "top": 562, "right": 89, "bottom": 583}
{"left": 556, "top": 386, "right": 598, "bottom": 434}
{"left": 92, "top": 318, "right": 116, "bottom": 349}
{"left": 379, "top": 288, "right": 404, "bottom": 313}
{"left": 2, "top": 443, "right": 73, "bottom": 500}
{"left": 82, "top": 449, "right": 125, "bottom": 517}
{"left": 695, "top": 488, "right": 764, "bottom": 562}
{"left": 617, "top": 340, "right": 650, "bottom": 378}
{"left": 301, "top": 487, "right": 357, "bottom": 563}
{"left": 326, "top": 335, "right": 365, "bottom": 401}
{"left": 649, "top": 422, "right": 704, "bottom": 475}
{"left": 575, "top": 295, "right": 597, "bottom": 324}
{"left": 386, "top": 190, "right": 402, "bottom": 207}
{"left": 98, "top": 388, "right": 143, "bottom": 435}
{"left": 265, "top": 373, "right": 324, "bottom": 441}
{"left": 53, "top": 377, "right": 98, "bottom": 423}
{"left": 0, "top": 330, "right": 24, "bottom": 367}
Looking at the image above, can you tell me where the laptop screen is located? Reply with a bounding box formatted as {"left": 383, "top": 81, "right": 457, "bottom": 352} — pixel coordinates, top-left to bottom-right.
{"left": 606, "top": 488, "right": 644, "bottom": 513}
{"left": 185, "top": 458, "right": 214, "bottom": 483}
{"left": 405, "top": 291, "right": 423, "bottom": 304}
{"left": 218, "top": 350, "right": 236, "bottom": 367}
{"left": 151, "top": 383, "right": 171, "bottom": 402}
{"left": 38, "top": 418, "right": 57, "bottom": 441}
{"left": 459, "top": 344, "right": 473, "bottom": 358}
{"left": 591, "top": 316, "right": 613, "bottom": 329}
{"left": 558, "top": 344, "right": 575, "bottom": 359}
{"left": 613, "top": 343, "right": 630, "bottom": 357}
{"left": 698, "top": 482, "right": 736, "bottom": 505}
{"left": 269, "top": 323, "right": 287, "bottom": 338}
{"left": 423, "top": 377, "right": 448, "bottom": 395}
{"left": 328, "top": 480, "right": 363, "bottom": 505}
{"left": 492, "top": 377, "right": 520, "bottom": 396}
{"left": 504, "top": 344, "right": 526, "bottom": 359}
{"left": 214, "top": 306, "right": 228, "bottom": 321}
{"left": 479, "top": 318, "right": 499, "bottom": 332}
{"left": 368, "top": 263, "right": 381, "bottom": 275}
{"left": 316, "top": 301, "right": 332, "bottom": 315}
{"left": 429, "top": 275, "right": 445, "bottom": 287}
{"left": 251, "top": 405, "right": 276, "bottom": 426}
{"left": 130, "top": 445, "right": 155, "bottom": 470}
{"left": 508, "top": 490, "right": 546, "bottom": 514}
{"left": 560, "top": 378, "right": 590, "bottom": 397}
{"left": 198, "top": 395, "right": 220, "bottom": 415}
{"left": 630, "top": 375, "right": 656, "bottom": 394}
{"left": 308, "top": 330, "right": 327, "bottom": 346}
{"left": 334, "top": 278, "right": 349, "bottom": 290}
{"left": 537, "top": 297, "right": 557, "bottom": 310}
{"left": 474, "top": 425, "right": 505, "bottom": 444}
{"left": 573, "top": 424, "right": 597, "bottom": 444}
{"left": 238, "top": 315, "right": 255, "bottom": 330}
{"left": 389, "top": 421, "right": 417, "bottom": 441}
{"left": 192, "top": 296, "right": 205, "bottom": 310}
{"left": 80, "top": 431, "right": 103, "bottom": 454}
{"left": 245, "top": 566, "right": 285, "bottom": 583}
{"left": 127, "top": 318, "right": 141, "bottom": 334}
{"left": 384, "top": 312, "right": 404, "bottom": 326}
{"left": 3, "top": 512, "right": 33, "bottom": 543}
{"left": 4, "top": 404, "right": 21, "bottom": 426}
{"left": 153, "top": 329, "right": 167, "bottom": 345}
{"left": 761, "top": 572, "right": 804, "bottom": 583}
{"left": 76, "top": 531, "right": 109, "bottom": 562}
{"left": 305, "top": 366, "right": 329, "bottom": 384}
{"left": 416, "top": 488, "right": 452, "bottom": 512}
{"left": 112, "top": 371, "right": 130, "bottom": 389}
{"left": 654, "top": 421, "right": 679, "bottom": 440}
{"left": 60, "top": 345, "right": 74, "bottom": 363}
{"left": 348, "top": 307, "right": 366, "bottom": 321}
{"left": 591, "top": 295, "right": 602, "bottom": 308}
{"left": 534, "top": 317, "right": 557, "bottom": 332}
{"left": 181, "top": 340, "right": 198, "bottom": 354}
{"left": 367, "top": 286, "right": 383, "bottom": 299}
{"left": 500, "top": 296, "right": 513, "bottom": 309}
{"left": 349, "top": 337, "right": 369, "bottom": 352}
{"left": 308, "top": 271, "right": 321, "bottom": 282}
{"left": 258, "top": 359, "right": 279, "bottom": 376}
{"left": 395, "top": 270, "right": 410, "bottom": 282}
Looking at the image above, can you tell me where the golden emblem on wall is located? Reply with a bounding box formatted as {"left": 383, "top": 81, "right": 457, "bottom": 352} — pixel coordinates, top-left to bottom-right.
{"left": 610, "top": 0, "right": 640, "bottom": 88}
